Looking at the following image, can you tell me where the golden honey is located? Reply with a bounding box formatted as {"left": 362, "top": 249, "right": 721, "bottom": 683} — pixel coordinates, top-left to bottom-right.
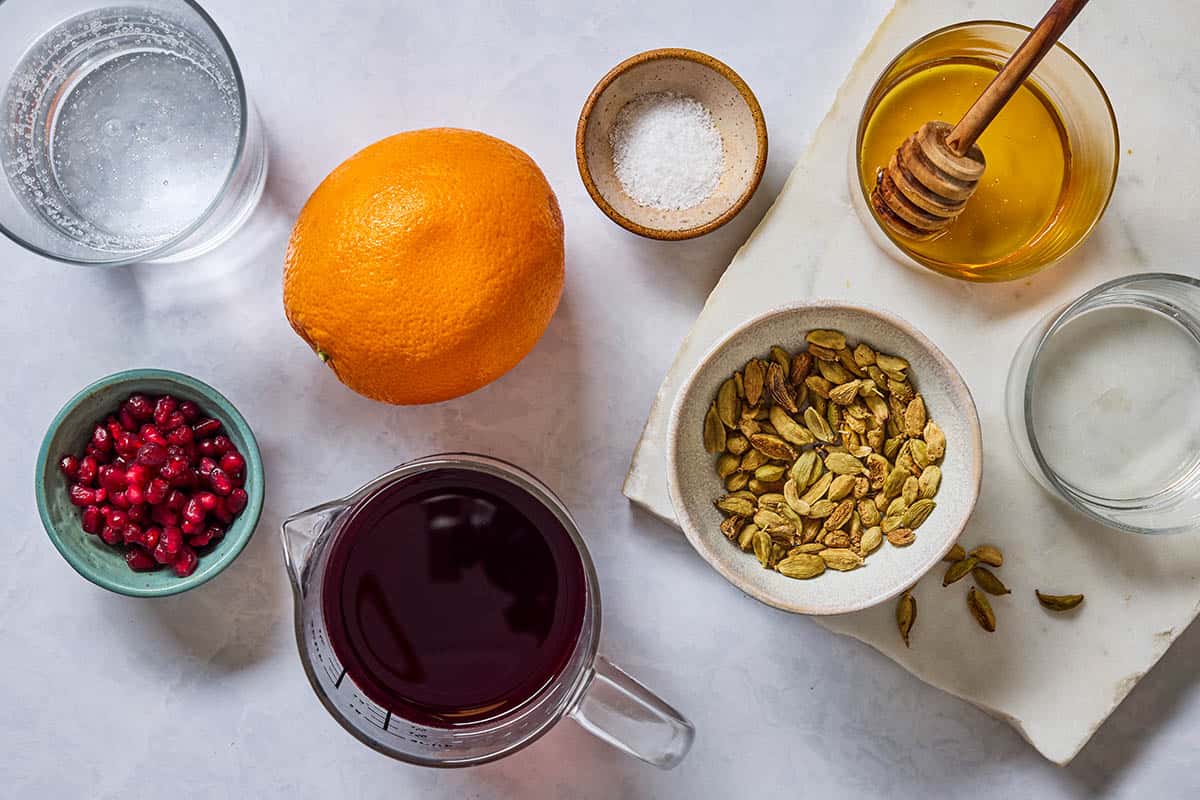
{"left": 860, "top": 60, "right": 1070, "bottom": 275}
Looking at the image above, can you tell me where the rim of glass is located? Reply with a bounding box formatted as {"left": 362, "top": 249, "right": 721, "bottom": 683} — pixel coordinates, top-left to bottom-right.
{"left": 0, "top": 0, "right": 251, "bottom": 267}
{"left": 1022, "top": 273, "right": 1200, "bottom": 533}
{"left": 287, "top": 452, "right": 603, "bottom": 768}
{"left": 853, "top": 20, "right": 1121, "bottom": 277}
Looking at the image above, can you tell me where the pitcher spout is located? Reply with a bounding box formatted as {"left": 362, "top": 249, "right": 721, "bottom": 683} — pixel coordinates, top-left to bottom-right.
{"left": 281, "top": 500, "right": 346, "bottom": 590}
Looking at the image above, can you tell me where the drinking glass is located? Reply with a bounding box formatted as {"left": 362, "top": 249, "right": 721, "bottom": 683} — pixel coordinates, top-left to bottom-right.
{"left": 0, "top": 0, "right": 267, "bottom": 265}
{"left": 1006, "top": 274, "right": 1200, "bottom": 534}
{"left": 282, "top": 453, "right": 695, "bottom": 768}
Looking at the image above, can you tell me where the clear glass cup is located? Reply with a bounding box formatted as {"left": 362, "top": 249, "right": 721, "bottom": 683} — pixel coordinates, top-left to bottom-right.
{"left": 849, "top": 21, "right": 1119, "bottom": 282}
{"left": 281, "top": 453, "right": 695, "bottom": 768}
{"left": 0, "top": 0, "right": 267, "bottom": 265}
{"left": 1006, "top": 274, "right": 1200, "bottom": 534}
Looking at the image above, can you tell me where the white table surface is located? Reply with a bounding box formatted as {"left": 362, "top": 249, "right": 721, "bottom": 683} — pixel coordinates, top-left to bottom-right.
{"left": 3, "top": 1, "right": 1198, "bottom": 798}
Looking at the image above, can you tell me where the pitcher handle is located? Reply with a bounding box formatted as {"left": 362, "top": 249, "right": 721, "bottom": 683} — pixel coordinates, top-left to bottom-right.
{"left": 567, "top": 656, "right": 694, "bottom": 769}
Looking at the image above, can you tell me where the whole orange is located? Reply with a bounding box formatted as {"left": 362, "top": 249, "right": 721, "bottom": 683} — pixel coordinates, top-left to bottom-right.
{"left": 283, "top": 128, "right": 564, "bottom": 404}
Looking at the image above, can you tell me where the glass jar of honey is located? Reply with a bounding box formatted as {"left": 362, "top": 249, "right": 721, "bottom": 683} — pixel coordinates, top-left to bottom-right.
{"left": 852, "top": 22, "right": 1118, "bottom": 282}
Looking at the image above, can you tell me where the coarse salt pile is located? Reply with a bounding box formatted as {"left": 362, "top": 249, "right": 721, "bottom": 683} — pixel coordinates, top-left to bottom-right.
{"left": 610, "top": 92, "right": 724, "bottom": 211}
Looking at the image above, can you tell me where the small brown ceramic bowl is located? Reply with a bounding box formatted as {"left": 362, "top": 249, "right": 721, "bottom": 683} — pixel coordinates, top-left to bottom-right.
{"left": 577, "top": 48, "right": 767, "bottom": 240}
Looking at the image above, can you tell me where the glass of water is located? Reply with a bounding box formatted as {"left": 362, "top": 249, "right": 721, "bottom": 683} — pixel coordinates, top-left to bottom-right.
{"left": 1006, "top": 273, "right": 1200, "bottom": 534}
{"left": 0, "top": 0, "right": 267, "bottom": 265}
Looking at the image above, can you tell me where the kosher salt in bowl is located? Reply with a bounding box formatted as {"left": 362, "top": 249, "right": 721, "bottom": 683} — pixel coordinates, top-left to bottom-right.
{"left": 576, "top": 48, "right": 767, "bottom": 240}
{"left": 666, "top": 302, "right": 982, "bottom": 615}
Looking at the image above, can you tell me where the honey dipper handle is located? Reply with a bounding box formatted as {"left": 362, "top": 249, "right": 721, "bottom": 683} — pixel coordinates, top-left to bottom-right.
{"left": 945, "top": 0, "right": 1090, "bottom": 155}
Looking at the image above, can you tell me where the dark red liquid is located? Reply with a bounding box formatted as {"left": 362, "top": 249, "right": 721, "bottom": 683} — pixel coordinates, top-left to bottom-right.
{"left": 321, "top": 467, "right": 587, "bottom": 727}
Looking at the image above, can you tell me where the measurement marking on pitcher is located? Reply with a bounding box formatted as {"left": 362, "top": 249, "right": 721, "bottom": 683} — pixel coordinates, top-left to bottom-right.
{"left": 334, "top": 667, "right": 347, "bottom": 689}
{"left": 383, "top": 711, "right": 392, "bottom": 732}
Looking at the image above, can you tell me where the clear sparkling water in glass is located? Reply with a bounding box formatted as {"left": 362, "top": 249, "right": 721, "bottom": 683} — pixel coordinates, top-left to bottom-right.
{"left": 0, "top": 2, "right": 264, "bottom": 264}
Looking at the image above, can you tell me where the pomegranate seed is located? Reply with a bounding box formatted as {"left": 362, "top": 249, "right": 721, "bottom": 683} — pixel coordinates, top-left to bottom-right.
{"left": 69, "top": 484, "right": 100, "bottom": 507}
{"left": 172, "top": 545, "right": 199, "bottom": 577}
{"left": 114, "top": 432, "right": 141, "bottom": 458}
{"left": 153, "top": 396, "right": 177, "bottom": 428}
{"left": 151, "top": 505, "right": 179, "bottom": 527}
{"left": 166, "top": 425, "right": 194, "bottom": 446}
{"left": 125, "top": 484, "right": 145, "bottom": 505}
{"left": 227, "top": 488, "right": 248, "bottom": 514}
{"left": 143, "top": 527, "right": 161, "bottom": 549}
{"left": 59, "top": 455, "right": 80, "bottom": 479}
{"left": 108, "top": 510, "right": 128, "bottom": 530}
{"left": 80, "top": 505, "right": 103, "bottom": 534}
{"left": 159, "top": 456, "right": 190, "bottom": 483}
{"left": 178, "top": 400, "right": 200, "bottom": 422}
{"left": 99, "top": 465, "right": 128, "bottom": 493}
{"left": 187, "top": 525, "right": 224, "bottom": 548}
{"left": 210, "top": 435, "right": 232, "bottom": 455}
{"left": 198, "top": 457, "right": 217, "bottom": 476}
{"left": 162, "top": 411, "right": 186, "bottom": 431}
{"left": 126, "top": 503, "right": 147, "bottom": 523}
{"left": 77, "top": 455, "right": 98, "bottom": 486}
{"left": 106, "top": 417, "right": 124, "bottom": 440}
{"left": 213, "top": 497, "right": 234, "bottom": 525}
{"left": 112, "top": 457, "right": 130, "bottom": 470}
{"left": 91, "top": 424, "right": 112, "bottom": 454}
{"left": 110, "top": 491, "right": 130, "bottom": 509}
{"left": 121, "top": 523, "right": 143, "bottom": 545}
{"left": 207, "top": 468, "right": 233, "bottom": 496}
{"left": 125, "top": 394, "right": 154, "bottom": 421}
{"left": 94, "top": 487, "right": 107, "bottom": 504}
{"left": 139, "top": 424, "right": 167, "bottom": 446}
{"left": 145, "top": 478, "right": 169, "bottom": 505}
{"left": 183, "top": 497, "right": 205, "bottom": 525}
{"left": 125, "top": 547, "right": 159, "bottom": 572}
{"left": 197, "top": 439, "right": 219, "bottom": 458}
{"left": 99, "top": 525, "right": 122, "bottom": 546}
{"left": 165, "top": 444, "right": 187, "bottom": 459}
{"left": 154, "top": 526, "right": 183, "bottom": 564}
{"left": 166, "top": 490, "right": 188, "bottom": 511}
{"left": 136, "top": 443, "right": 168, "bottom": 467}
{"left": 192, "top": 418, "right": 221, "bottom": 439}
{"left": 119, "top": 407, "right": 138, "bottom": 432}
{"left": 181, "top": 518, "right": 203, "bottom": 535}
{"left": 195, "top": 491, "right": 219, "bottom": 512}
{"left": 219, "top": 451, "right": 245, "bottom": 476}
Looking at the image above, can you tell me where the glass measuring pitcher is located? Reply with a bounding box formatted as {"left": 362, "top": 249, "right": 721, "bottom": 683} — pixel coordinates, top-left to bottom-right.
{"left": 281, "top": 453, "right": 694, "bottom": 768}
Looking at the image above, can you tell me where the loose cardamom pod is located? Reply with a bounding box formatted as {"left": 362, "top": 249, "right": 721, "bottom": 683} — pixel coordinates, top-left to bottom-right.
{"left": 896, "top": 590, "right": 916, "bottom": 647}
{"left": 967, "top": 586, "right": 996, "bottom": 632}
{"left": 943, "top": 543, "right": 965, "bottom": 562}
{"left": 973, "top": 566, "right": 1011, "bottom": 596}
{"left": 1036, "top": 590, "right": 1084, "bottom": 612}
{"left": 970, "top": 545, "right": 1003, "bottom": 568}
{"left": 943, "top": 556, "right": 978, "bottom": 586}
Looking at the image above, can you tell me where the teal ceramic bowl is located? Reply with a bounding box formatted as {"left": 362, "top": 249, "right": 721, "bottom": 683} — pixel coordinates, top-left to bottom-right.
{"left": 35, "top": 369, "right": 264, "bottom": 597}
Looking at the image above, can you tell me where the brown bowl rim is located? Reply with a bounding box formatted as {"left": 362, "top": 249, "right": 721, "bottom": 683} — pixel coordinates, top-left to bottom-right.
{"left": 575, "top": 47, "right": 768, "bottom": 241}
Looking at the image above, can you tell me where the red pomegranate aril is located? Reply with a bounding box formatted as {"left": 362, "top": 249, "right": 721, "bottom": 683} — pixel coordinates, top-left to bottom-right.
{"left": 140, "top": 424, "right": 167, "bottom": 446}
{"left": 194, "top": 491, "right": 219, "bottom": 512}
{"left": 126, "top": 503, "right": 147, "bottom": 523}
{"left": 108, "top": 509, "right": 128, "bottom": 529}
{"left": 59, "top": 455, "right": 80, "bottom": 479}
{"left": 162, "top": 411, "right": 186, "bottom": 431}
{"left": 145, "top": 478, "right": 169, "bottom": 505}
{"left": 172, "top": 545, "right": 199, "bottom": 577}
{"left": 154, "top": 526, "right": 183, "bottom": 564}
{"left": 77, "top": 455, "right": 98, "bottom": 486}
{"left": 166, "top": 489, "right": 188, "bottom": 511}
{"left": 151, "top": 505, "right": 179, "bottom": 527}
{"left": 219, "top": 451, "right": 245, "bottom": 476}
{"left": 125, "top": 484, "right": 145, "bottom": 506}
{"left": 69, "top": 484, "right": 100, "bottom": 507}
{"left": 197, "top": 439, "right": 219, "bottom": 458}
{"left": 121, "top": 523, "right": 143, "bottom": 545}
{"left": 125, "top": 394, "right": 154, "bottom": 421}
{"left": 106, "top": 417, "right": 124, "bottom": 440}
{"left": 159, "top": 456, "right": 189, "bottom": 483}
{"left": 153, "top": 396, "right": 177, "bottom": 427}
{"left": 125, "top": 547, "right": 159, "bottom": 572}
{"left": 143, "top": 526, "right": 161, "bottom": 549}
{"left": 80, "top": 505, "right": 103, "bottom": 534}
{"left": 100, "top": 525, "right": 122, "bottom": 546}
{"left": 125, "top": 463, "right": 150, "bottom": 487}
{"left": 178, "top": 400, "right": 200, "bottom": 422}
{"left": 188, "top": 525, "right": 224, "bottom": 548}
{"left": 115, "top": 432, "right": 141, "bottom": 458}
{"left": 183, "top": 497, "right": 206, "bottom": 525}
{"left": 91, "top": 424, "right": 112, "bottom": 454}
{"left": 213, "top": 497, "right": 234, "bottom": 525}
{"left": 119, "top": 407, "right": 138, "bottom": 432}
{"left": 192, "top": 418, "right": 221, "bottom": 439}
{"left": 166, "top": 425, "right": 194, "bottom": 446}
{"left": 99, "top": 465, "right": 127, "bottom": 493}
{"left": 226, "top": 488, "right": 248, "bottom": 514}
{"left": 208, "top": 468, "right": 233, "bottom": 496}
{"left": 182, "top": 518, "right": 204, "bottom": 535}
{"left": 110, "top": 490, "right": 131, "bottom": 509}
{"left": 136, "top": 442, "right": 168, "bottom": 467}
{"left": 210, "top": 435, "right": 232, "bottom": 455}
{"left": 197, "top": 456, "right": 217, "bottom": 477}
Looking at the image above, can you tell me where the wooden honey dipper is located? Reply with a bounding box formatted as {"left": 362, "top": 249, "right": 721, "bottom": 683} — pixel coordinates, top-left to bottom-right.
{"left": 871, "top": 0, "right": 1090, "bottom": 240}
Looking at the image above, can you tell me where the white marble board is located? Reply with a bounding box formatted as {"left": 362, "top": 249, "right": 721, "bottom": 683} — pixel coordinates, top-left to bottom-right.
{"left": 625, "top": 0, "right": 1200, "bottom": 767}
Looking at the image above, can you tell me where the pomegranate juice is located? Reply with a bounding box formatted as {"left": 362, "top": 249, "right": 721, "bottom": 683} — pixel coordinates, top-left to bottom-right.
{"left": 321, "top": 468, "right": 587, "bottom": 726}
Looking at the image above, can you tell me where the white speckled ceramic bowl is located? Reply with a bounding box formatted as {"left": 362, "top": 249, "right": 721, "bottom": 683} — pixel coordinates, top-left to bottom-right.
{"left": 666, "top": 302, "right": 982, "bottom": 614}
